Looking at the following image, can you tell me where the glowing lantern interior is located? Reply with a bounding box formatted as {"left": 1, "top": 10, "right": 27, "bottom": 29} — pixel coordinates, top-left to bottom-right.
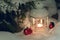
{"left": 30, "top": 17, "right": 49, "bottom": 33}
{"left": 37, "top": 23, "right": 43, "bottom": 27}
{"left": 31, "top": 18, "right": 46, "bottom": 28}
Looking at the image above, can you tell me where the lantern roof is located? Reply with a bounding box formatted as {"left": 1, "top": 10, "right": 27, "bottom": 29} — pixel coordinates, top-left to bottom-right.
{"left": 30, "top": 9, "right": 48, "bottom": 18}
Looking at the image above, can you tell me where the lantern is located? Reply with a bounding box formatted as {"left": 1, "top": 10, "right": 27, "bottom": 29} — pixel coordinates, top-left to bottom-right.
{"left": 30, "top": 9, "right": 49, "bottom": 33}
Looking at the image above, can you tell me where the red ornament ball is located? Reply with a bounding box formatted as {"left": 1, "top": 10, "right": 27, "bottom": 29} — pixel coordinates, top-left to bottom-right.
{"left": 49, "top": 22, "right": 55, "bottom": 29}
{"left": 23, "top": 27, "right": 32, "bottom": 35}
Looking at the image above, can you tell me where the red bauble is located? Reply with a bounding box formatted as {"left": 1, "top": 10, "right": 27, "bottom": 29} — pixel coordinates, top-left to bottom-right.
{"left": 49, "top": 22, "right": 55, "bottom": 29}
{"left": 23, "top": 27, "right": 32, "bottom": 35}
{"left": 49, "top": 24, "right": 53, "bottom": 29}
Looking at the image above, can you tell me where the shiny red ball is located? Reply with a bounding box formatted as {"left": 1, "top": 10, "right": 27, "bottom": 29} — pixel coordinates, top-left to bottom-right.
{"left": 49, "top": 22, "right": 55, "bottom": 29}
{"left": 23, "top": 28, "right": 32, "bottom": 35}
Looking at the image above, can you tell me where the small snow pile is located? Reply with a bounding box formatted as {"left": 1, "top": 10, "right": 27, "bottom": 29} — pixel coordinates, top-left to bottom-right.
{"left": 46, "top": 22, "right": 60, "bottom": 40}
{"left": 30, "top": 9, "right": 48, "bottom": 18}
{"left": 0, "top": 32, "right": 20, "bottom": 40}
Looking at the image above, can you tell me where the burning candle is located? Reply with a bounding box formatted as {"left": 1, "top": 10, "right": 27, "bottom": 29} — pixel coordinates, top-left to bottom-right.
{"left": 33, "top": 18, "right": 35, "bottom": 24}
{"left": 41, "top": 19, "right": 43, "bottom": 24}
{"left": 47, "top": 17, "right": 48, "bottom": 27}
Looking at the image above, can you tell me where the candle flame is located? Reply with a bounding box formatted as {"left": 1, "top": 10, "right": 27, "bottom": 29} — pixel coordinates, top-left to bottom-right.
{"left": 37, "top": 23, "right": 43, "bottom": 27}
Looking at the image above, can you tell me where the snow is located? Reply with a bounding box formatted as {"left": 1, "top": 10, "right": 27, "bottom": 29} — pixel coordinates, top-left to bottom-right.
{"left": 14, "top": 22, "right": 60, "bottom": 40}
{"left": 0, "top": 32, "right": 20, "bottom": 40}
{"left": 30, "top": 9, "right": 48, "bottom": 18}
{"left": 29, "top": 0, "right": 57, "bottom": 17}
{"left": 46, "top": 22, "right": 60, "bottom": 40}
{"left": 0, "top": 20, "right": 59, "bottom": 40}
{"left": 0, "top": 0, "right": 57, "bottom": 17}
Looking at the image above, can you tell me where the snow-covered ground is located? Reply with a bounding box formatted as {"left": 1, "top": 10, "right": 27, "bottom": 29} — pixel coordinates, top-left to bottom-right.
{"left": 14, "top": 18, "right": 58, "bottom": 40}
{"left": 0, "top": 22, "right": 60, "bottom": 40}
{"left": 0, "top": 32, "right": 20, "bottom": 40}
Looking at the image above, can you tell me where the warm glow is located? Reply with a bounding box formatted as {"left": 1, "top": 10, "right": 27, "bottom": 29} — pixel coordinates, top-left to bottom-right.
{"left": 33, "top": 18, "right": 35, "bottom": 24}
{"left": 41, "top": 19, "right": 43, "bottom": 24}
{"left": 37, "top": 23, "right": 43, "bottom": 27}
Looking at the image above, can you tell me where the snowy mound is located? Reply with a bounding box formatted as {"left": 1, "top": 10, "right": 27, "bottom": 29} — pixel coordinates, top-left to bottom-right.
{"left": 30, "top": 9, "right": 48, "bottom": 18}
{"left": 0, "top": 32, "right": 20, "bottom": 40}
{"left": 34, "top": 1, "right": 44, "bottom": 9}
{"left": 54, "top": 22, "right": 60, "bottom": 35}
{"left": 46, "top": 22, "right": 60, "bottom": 40}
